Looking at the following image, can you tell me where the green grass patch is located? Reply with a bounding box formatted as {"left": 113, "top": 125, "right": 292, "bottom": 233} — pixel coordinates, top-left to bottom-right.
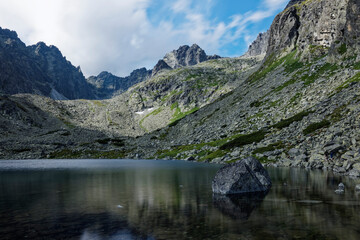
{"left": 169, "top": 106, "right": 199, "bottom": 125}
{"left": 289, "top": 92, "right": 302, "bottom": 105}
{"left": 329, "top": 105, "right": 349, "bottom": 122}
{"left": 220, "top": 130, "right": 267, "bottom": 150}
{"left": 155, "top": 137, "right": 231, "bottom": 159}
{"left": 171, "top": 102, "right": 178, "bottom": 110}
{"left": 354, "top": 61, "right": 360, "bottom": 70}
{"left": 161, "top": 90, "right": 183, "bottom": 102}
{"left": 274, "top": 78, "right": 297, "bottom": 92}
{"left": 253, "top": 141, "right": 285, "bottom": 154}
{"left": 271, "top": 110, "right": 312, "bottom": 129}
{"left": 335, "top": 72, "right": 360, "bottom": 92}
{"left": 248, "top": 50, "right": 302, "bottom": 83}
{"left": 337, "top": 43, "right": 347, "bottom": 55}
{"left": 303, "top": 120, "right": 330, "bottom": 135}
{"left": 301, "top": 63, "right": 339, "bottom": 86}
{"left": 200, "top": 150, "right": 228, "bottom": 162}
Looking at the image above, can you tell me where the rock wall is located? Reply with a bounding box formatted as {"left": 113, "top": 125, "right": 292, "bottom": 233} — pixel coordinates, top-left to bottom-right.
{"left": 267, "top": 0, "right": 351, "bottom": 59}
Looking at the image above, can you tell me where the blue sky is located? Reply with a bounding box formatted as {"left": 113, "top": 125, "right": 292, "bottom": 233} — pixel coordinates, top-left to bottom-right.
{"left": 0, "top": 0, "right": 288, "bottom": 76}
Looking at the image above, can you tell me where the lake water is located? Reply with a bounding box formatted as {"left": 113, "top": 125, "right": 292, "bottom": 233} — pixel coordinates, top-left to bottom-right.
{"left": 1, "top": 159, "right": 360, "bottom": 240}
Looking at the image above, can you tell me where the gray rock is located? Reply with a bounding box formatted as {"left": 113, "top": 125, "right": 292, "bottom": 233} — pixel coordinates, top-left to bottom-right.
{"left": 355, "top": 184, "right": 360, "bottom": 191}
{"left": 288, "top": 148, "right": 302, "bottom": 157}
{"left": 335, "top": 183, "right": 345, "bottom": 194}
{"left": 324, "top": 144, "right": 344, "bottom": 156}
{"left": 212, "top": 157, "right": 272, "bottom": 195}
{"left": 349, "top": 170, "right": 360, "bottom": 178}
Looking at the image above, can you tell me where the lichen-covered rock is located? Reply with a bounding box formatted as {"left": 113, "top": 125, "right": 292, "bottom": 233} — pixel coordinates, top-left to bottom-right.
{"left": 212, "top": 157, "right": 272, "bottom": 195}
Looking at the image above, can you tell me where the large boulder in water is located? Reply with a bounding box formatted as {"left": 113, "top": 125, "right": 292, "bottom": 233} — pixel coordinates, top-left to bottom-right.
{"left": 212, "top": 157, "right": 272, "bottom": 195}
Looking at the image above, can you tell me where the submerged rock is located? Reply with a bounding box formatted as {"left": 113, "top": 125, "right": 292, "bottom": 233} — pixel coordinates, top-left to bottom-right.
{"left": 212, "top": 157, "right": 272, "bottom": 195}
{"left": 335, "top": 183, "right": 345, "bottom": 194}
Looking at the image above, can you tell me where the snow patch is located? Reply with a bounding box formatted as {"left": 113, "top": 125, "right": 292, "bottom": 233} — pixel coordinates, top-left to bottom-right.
{"left": 135, "top": 108, "right": 154, "bottom": 115}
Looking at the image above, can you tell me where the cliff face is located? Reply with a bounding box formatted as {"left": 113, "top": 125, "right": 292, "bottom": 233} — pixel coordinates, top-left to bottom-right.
{"left": 0, "top": 27, "right": 96, "bottom": 100}
{"left": 0, "top": 28, "right": 51, "bottom": 97}
{"left": 266, "top": 0, "right": 357, "bottom": 60}
{"left": 30, "top": 42, "right": 95, "bottom": 100}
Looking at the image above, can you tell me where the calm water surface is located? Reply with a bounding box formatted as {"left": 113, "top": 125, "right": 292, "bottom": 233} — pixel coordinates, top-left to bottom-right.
{"left": 1, "top": 159, "right": 360, "bottom": 240}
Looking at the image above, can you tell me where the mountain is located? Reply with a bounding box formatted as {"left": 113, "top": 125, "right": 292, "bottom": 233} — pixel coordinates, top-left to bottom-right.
{"left": 0, "top": 27, "right": 96, "bottom": 100}
{"left": 0, "top": 26, "right": 219, "bottom": 100}
{"left": 87, "top": 44, "right": 220, "bottom": 98}
{"left": 2, "top": 0, "right": 360, "bottom": 178}
{"left": 87, "top": 68, "right": 152, "bottom": 99}
{"left": 163, "top": 44, "right": 221, "bottom": 69}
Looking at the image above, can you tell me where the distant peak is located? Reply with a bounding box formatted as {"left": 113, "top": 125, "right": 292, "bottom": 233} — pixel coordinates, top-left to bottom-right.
{"left": 163, "top": 43, "right": 218, "bottom": 69}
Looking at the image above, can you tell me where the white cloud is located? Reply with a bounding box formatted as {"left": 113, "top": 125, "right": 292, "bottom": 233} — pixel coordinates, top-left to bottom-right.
{"left": 0, "top": 0, "right": 287, "bottom": 77}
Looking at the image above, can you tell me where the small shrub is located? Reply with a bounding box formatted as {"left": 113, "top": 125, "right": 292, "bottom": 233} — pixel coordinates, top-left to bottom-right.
{"left": 253, "top": 141, "right": 285, "bottom": 154}
{"left": 303, "top": 120, "right": 330, "bottom": 135}
{"left": 220, "top": 130, "right": 267, "bottom": 150}
{"left": 337, "top": 44, "right": 347, "bottom": 55}
{"left": 250, "top": 101, "right": 262, "bottom": 108}
{"left": 200, "top": 150, "right": 227, "bottom": 162}
{"left": 271, "top": 110, "right": 312, "bottom": 129}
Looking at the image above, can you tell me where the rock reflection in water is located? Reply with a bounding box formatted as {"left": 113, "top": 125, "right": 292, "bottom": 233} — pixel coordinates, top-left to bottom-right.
{"left": 213, "top": 192, "right": 267, "bottom": 220}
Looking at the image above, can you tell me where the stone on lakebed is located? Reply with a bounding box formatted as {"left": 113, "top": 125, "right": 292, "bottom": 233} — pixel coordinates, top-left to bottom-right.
{"left": 212, "top": 157, "right": 272, "bottom": 195}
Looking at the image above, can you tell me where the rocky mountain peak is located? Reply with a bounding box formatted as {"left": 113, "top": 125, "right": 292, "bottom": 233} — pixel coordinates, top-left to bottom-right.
{"left": 33, "top": 42, "right": 62, "bottom": 58}
{"left": 163, "top": 44, "right": 220, "bottom": 69}
{"left": 245, "top": 30, "right": 270, "bottom": 57}
{"left": 0, "top": 27, "right": 18, "bottom": 40}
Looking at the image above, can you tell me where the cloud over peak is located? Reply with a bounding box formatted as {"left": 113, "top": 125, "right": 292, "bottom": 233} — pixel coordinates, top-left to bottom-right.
{"left": 0, "top": 0, "right": 287, "bottom": 76}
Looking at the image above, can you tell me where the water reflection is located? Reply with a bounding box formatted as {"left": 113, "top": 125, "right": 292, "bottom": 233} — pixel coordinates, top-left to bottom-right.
{"left": 0, "top": 160, "right": 360, "bottom": 239}
{"left": 213, "top": 192, "right": 267, "bottom": 220}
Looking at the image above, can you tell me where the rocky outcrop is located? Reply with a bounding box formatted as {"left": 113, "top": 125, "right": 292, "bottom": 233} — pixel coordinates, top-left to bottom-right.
{"left": 163, "top": 44, "right": 220, "bottom": 69}
{"left": 212, "top": 157, "right": 272, "bottom": 195}
{"left": 245, "top": 31, "right": 270, "bottom": 57}
{"left": 151, "top": 60, "right": 172, "bottom": 76}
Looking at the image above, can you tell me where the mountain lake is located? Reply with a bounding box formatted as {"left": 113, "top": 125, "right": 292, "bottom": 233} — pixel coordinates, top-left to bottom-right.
{"left": 0, "top": 159, "right": 360, "bottom": 239}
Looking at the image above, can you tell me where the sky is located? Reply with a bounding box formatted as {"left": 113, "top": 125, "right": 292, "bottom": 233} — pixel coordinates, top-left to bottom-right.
{"left": 0, "top": 0, "right": 289, "bottom": 77}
